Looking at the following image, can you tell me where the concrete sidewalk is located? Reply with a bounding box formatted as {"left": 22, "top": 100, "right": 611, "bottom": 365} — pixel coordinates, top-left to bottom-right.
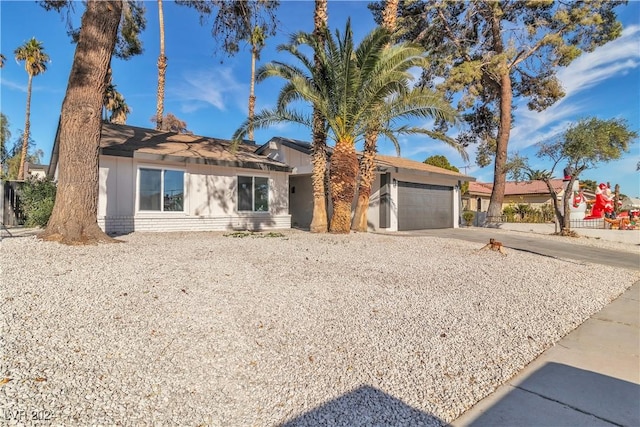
{"left": 492, "top": 222, "right": 640, "bottom": 245}
{"left": 450, "top": 281, "right": 640, "bottom": 427}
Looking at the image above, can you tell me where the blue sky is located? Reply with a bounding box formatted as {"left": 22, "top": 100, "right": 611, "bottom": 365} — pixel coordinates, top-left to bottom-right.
{"left": 1, "top": 1, "right": 639, "bottom": 196}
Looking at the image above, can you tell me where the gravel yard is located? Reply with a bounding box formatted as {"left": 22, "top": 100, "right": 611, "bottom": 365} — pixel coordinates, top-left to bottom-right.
{"left": 1, "top": 230, "right": 638, "bottom": 426}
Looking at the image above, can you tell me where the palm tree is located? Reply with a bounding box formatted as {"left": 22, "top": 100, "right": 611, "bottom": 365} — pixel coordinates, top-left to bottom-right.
{"left": 309, "top": 0, "right": 329, "bottom": 233}
{"left": 155, "top": 0, "right": 167, "bottom": 130}
{"left": 108, "top": 90, "right": 131, "bottom": 124}
{"left": 103, "top": 73, "right": 131, "bottom": 124}
{"left": 14, "top": 38, "right": 49, "bottom": 180}
{"left": 248, "top": 25, "right": 266, "bottom": 140}
{"left": 352, "top": 0, "right": 400, "bottom": 231}
{"left": 234, "top": 21, "right": 459, "bottom": 233}
{"left": 103, "top": 83, "right": 118, "bottom": 121}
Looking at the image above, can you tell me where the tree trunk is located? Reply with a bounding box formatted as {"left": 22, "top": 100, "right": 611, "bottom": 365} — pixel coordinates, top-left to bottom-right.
{"left": 351, "top": 0, "right": 397, "bottom": 232}
{"left": 485, "top": 70, "right": 512, "bottom": 224}
{"left": 40, "top": 0, "right": 122, "bottom": 245}
{"left": 309, "top": 0, "right": 329, "bottom": 233}
{"left": 561, "top": 176, "right": 579, "bottom": 235}
{"left": 544, "top": 178, "right": 565, "bottom": 231}
{"left": 352, "top": 129, "right": 377, "bottom": 232}
{"left": 17, "top": 74, "right": 33, "bottom": 181}
{"left": 310, "top": 109, "right": 329, "bottom": 233}
{"left": 155, "top": 0, "right": 167, "bottom": 131}
{"left": 381, "top": 0, "right": 399, "bottom": 33}
{"left": 329, "top": 138, "right": 358, "bottom": 233}
{"left": 248, "top": 45, "right": 257, "bottom": 141}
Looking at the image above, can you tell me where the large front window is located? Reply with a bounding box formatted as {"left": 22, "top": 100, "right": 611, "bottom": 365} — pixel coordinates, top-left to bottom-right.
{"left": 238, "top": 176, "right": 269, "bottom": 212}
{"left": 139, "top": 168, "right": 184, "bottom": 212}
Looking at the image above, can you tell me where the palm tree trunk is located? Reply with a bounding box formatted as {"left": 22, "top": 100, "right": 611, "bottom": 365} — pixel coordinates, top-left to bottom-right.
{"left": 155, "top": 0, "right": 167, "bottom": 130}
{"left": 310, "top": 109, "right": 329, "bottom": 232}
{"left": 352, "top": 129, "right": 376, "bottom": 231}
{"left": 309, "top": 0, "right": 329, "bottom": 233}
{"left": 351, "top": 0, "right": 397, "bottom": 232}
{"left": 248, "top": 45, "right": 257, "bottom": 141}
{"left": 382, "top": 0, "right": 399, "bottom": 33}
{"left": 41, "top": 0, "right": 122, "bottom": 244}
{"left": 17, "top": 74, "right": 33, "bottom": 180}
{"left": 329, "top": 138, "right": 358, "bottom": 233}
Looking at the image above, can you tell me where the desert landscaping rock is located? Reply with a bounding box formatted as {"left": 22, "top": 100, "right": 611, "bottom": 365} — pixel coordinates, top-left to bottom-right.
{"left": 1, "top": 230, "right": 638, "bottom": 426}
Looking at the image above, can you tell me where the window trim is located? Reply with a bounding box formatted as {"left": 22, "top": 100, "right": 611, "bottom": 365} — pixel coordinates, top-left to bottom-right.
{"left": 137, "top": 165, "right": 186, "bottom": 213}
{"left": 237, "top": 175, "right": 270, "bottom": 213}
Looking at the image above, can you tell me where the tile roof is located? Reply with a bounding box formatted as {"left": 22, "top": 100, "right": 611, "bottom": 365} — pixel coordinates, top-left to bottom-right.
{"left": 99, "top": 123, "right": 291, "bottom": 172}
{"left": 468, "top": 179, "right": 565, "bottom": 196}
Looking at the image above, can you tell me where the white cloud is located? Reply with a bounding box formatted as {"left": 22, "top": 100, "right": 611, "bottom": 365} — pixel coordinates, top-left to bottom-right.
{"left": 510, "top": 25, "right": 640, "bottom": 150}
{"left": 557, "top": 25, "right": 640, "bottom": 96}
{"left": 172, "top": 68, "right": 248, "bottom": 113}
{"left": 1, "top": 79, "right": 29, "bottom": 92}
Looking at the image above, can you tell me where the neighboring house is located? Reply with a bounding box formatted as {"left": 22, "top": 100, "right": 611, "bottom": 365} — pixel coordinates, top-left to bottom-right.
{"left": 25, "top": 162, "right": 48, "bottom": 180}
{"left": 48, "top": 123, "right": 292, "bottom": 234}
{"left": 256, "top": 137, "right": 475, "bottom": 231}
{"left": 463, "top": 180, "right": 566, "bottom": 212}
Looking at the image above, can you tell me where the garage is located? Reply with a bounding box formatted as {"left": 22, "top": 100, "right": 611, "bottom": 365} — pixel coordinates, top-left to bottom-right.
{"left": 397, "top": 182, "right": 453, "bottom": 230}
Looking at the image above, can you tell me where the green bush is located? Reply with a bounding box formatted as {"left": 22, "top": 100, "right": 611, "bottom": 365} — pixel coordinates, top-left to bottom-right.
{"left": 19, "top": 178, "right": 57, "bottom": 227}
{"left": 502, "top": 205, "right": 517, "bottom": 222}
{"left": 462, "top": 210, "right": 475, "bottom": 226}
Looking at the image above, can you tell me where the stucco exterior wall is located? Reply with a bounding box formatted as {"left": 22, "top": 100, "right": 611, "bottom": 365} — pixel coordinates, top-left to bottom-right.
{"left": 365, "top": 174, "right": 382, "bottom": 232}
{"left": 503, "top": 194, "right": 557, "bottom": 208}
{"left": 98, "top": 155, "right": 291, "bottom": 234}
{"left": 262, "top": 144, "right": 314, "bottom": 174}
{"left": 289, "top": 175, "right": 314, "bottom": 228}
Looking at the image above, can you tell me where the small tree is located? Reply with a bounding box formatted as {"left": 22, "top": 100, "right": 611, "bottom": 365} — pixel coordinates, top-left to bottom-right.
{"left": 0, "top": 113, "right": 11, "bottom": 171}
{"left": 424, "top": 154, "right": 468, "bottom": 193}
{"left": 512, "top": 117, "right": 637, "bottom": 235}
{"left": 150, "top": 113, "right": 192, "bottom": 134}
{"left": 3, "top": 132, "right": 40, "bottom": 180}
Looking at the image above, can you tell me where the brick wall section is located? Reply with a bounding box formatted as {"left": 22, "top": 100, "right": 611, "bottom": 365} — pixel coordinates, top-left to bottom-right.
{"left": 98, "top": 215, "right": 292, "bottom": 235}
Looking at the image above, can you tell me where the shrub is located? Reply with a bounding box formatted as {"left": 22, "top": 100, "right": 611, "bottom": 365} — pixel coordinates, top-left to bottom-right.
{"left": 19, "top": 178, "right": 56, "bottom": 227}
{"left": 462, "top": 210, "right": 475, "bottom": 226}
{"left": 540, "top": 203, "right": 554, "bottom": 222}
{"left": 502, "top": 205, "right": 517, "bottom": 222}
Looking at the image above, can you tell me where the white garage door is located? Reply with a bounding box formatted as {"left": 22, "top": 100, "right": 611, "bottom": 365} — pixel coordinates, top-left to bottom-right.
{"left": 397, "top": 182, "right": 453, "bottom": 230}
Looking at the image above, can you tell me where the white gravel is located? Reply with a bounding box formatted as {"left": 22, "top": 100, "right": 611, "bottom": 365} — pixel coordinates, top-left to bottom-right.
{"left": 1, "top": 230, "right": 638, "bottom": 426}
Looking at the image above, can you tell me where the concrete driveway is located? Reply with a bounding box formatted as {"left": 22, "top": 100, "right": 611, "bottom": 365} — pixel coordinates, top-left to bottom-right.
{"left": 392, "top": 228, "right": 639, "bottom": 270}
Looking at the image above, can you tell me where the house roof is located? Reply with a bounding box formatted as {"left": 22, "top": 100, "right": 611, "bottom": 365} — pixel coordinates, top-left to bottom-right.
{"left": 374, "top": 153, "right": 471, "bottom": 179}
{"left": 49, "top": 123, "right": 292, "bottom": 177}
{"left": 257, "top": 136, "right": 475, "bottom": 181}
{"left": 468, "top": 179, "right": 565, "bottom": 196}
{"left": 257, "top": 136, "right": 315, "bottom": 156}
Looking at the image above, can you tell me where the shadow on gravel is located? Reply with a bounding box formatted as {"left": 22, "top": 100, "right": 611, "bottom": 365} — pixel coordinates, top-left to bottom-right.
{"left": 465, "top": 363, "right": 640, "bottom": 427}
{"left": 281, "top": 385, "right": 443, "bottom": 426}
{"left": 0, "top": 226, "right": 41, "bottom": 239}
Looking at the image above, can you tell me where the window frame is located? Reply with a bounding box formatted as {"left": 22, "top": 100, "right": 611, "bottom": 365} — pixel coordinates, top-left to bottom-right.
{"left": 137, "top": 165, "right": 186, "bottom": 213}
{"left": 237, "top": 175, "right": 270, "bottom": 213}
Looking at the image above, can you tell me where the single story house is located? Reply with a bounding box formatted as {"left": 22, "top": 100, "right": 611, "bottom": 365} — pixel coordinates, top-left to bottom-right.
{"left": 256, "top": 137, "right": 475, "bottom": 231}
{"left": 463, "top": 180, "right": 566, "bottom": 212}
{"left": 48, "top": 123, "right": 292, "bottom": 234}
{"left": 25, "top": 162, "right": 49, "bottom": 180}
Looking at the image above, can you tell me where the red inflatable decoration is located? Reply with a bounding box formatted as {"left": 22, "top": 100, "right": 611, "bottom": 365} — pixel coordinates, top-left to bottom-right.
{"left": 585, "top": 183, "right": 613, "bottom": 219}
